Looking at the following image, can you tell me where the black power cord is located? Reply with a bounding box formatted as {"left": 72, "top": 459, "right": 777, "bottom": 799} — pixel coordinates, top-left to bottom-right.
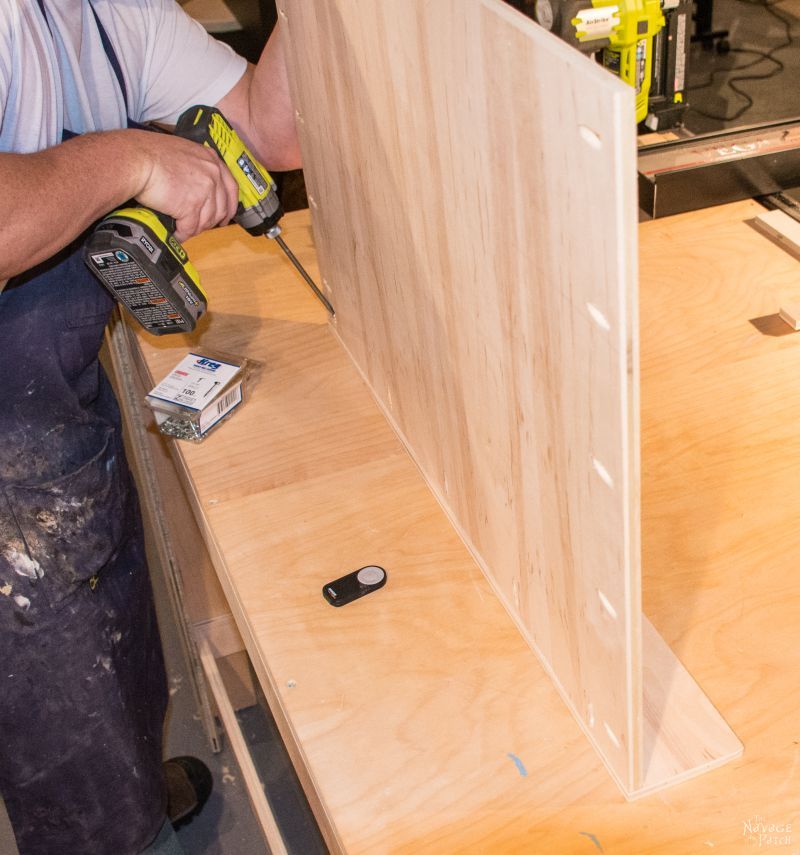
{"left": 688, "top": 0, "right": 794, "bottom": 123}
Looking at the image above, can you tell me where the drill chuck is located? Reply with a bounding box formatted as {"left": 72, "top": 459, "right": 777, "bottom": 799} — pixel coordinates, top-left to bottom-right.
{"left": 175, "top": 106, "right": 284, "bottom": 236}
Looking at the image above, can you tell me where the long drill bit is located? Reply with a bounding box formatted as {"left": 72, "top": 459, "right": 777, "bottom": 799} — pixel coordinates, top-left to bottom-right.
{"left": 272, "top": 234, "right": 335, "bottom": 316}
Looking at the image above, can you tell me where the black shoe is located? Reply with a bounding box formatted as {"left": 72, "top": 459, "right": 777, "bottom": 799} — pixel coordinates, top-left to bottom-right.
{"left": 164, "top": 756, "right": 213, "bottom": 829}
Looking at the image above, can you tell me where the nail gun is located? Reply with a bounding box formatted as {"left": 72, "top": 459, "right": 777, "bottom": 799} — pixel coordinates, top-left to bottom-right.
{"left": 532, "top": 0, "right": 666, "bottom": 124}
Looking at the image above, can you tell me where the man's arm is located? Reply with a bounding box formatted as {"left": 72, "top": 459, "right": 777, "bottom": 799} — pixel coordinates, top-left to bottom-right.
{"left": 0, "top": 129, "right": 238, "bottom": 280}
{"left": 216, "top": 25, "right": 301, "bottom": 171}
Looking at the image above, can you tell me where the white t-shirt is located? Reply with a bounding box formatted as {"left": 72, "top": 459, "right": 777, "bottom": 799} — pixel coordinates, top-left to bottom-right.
{"left": 0, "top": 0, "right": 248, "bottom": 154}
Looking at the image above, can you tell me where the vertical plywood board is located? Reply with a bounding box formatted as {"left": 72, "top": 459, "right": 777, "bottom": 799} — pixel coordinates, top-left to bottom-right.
{"left": 280, "top": 0, "right": 740, "bottom": 796}
{"left": 280, "top": 0, "right": 639, "bottom": 793}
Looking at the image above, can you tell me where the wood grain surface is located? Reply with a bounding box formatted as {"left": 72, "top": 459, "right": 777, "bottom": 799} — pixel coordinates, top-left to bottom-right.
{"left": 279, "top": 0, "right": 643, "bottom": 792}
{"left": 119, "top": 204, "right": 800, "bottom": 851}
{"left": 277, "top": 0, "right": 739, "bottom": 796}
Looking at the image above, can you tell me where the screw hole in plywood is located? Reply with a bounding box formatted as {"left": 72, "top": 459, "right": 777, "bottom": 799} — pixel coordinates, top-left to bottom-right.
{"left": 592, "top": 458, "right": 614, "bottom": 489}
{"left": 586, "top": 302, "right": 610, "bottom": 331}
{"left": 579, "top": 124, "right": 603, "bottom": 150}
{"left": 603, "top": 721, "right": 621, "bottom": 749}
{"left": 597, "top": 589, "right": 618, "bottom": 620}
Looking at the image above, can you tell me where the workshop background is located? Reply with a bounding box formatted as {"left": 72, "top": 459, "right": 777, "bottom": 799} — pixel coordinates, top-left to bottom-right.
{"left": 1, "top": 0, "right": 799, "bottom": 853}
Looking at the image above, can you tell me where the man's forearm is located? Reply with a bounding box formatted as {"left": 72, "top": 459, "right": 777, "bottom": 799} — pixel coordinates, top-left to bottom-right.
{"left": 0, "top": 127, "right": 240, "bottom": 280}
{"left": 218, "top": 26, "right": 302, "bottom": 172}
{"left": 250, "top": 25, "right": 302, "bottom": 170}
{"left": 0, "top": 132, "right": 146, "bottom": 279}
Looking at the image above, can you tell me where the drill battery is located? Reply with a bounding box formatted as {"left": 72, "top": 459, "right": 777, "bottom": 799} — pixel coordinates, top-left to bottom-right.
{"left": 83, "top": 208, "right": 206, "bottom": 335}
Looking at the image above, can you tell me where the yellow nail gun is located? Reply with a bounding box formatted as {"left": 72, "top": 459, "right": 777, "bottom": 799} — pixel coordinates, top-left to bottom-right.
{"left": 533, "top": 0, "right": 666, "bottom": 123}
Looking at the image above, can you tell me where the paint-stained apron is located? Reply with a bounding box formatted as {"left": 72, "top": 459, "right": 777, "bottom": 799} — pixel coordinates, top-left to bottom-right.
{"left": 0, "top": 5, "right": 168, "bottom": 853}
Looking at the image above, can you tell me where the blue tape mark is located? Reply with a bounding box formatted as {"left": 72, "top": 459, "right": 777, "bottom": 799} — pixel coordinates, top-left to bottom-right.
{"left": 579, "top": 832, "right": 605, "bottom": 853}
{"left": 506, "top": 752, "right": 528, "bottom": 777}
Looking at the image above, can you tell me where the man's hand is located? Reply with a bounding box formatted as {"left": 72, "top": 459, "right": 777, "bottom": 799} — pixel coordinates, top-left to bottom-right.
{"left": 131, "top": 130, "right": 239, "bottom": 243}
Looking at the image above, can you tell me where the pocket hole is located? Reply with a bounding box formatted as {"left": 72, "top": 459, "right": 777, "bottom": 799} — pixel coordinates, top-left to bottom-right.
{"left": 586, "top": 302, "right": 610, "bottom": 331}
{"left": 579, "top": 125, "right": 603, "bottom": 150}
{"left": 603, "top": 721, "right": 621, "bottom": 748}
{"left": 592, "top": 458, "right": 614, "bottom": 489}
{"left": 597, "top": 589, "right": 618, "bottom": 620}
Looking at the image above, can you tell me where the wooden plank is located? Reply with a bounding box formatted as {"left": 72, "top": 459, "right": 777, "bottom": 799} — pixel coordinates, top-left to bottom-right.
{"left": 194, "top": 613, "right": 246, "bottom": 659}
{"left": 198, "top": 640, "right": 288, "bottom": 854}
{"left": 280, "top": 0, "right": 642, "bottom": 794}
{"left": 640, "top": 617, "right": 741, "bottom": 794}
{"left": 778, "top": 303, "right": 800, "bottom": 330}
{"left": 108, "top": 316, "right": 251, "bottom": 750}
{"left": 753, "top": 208, "right": 800, "bottom": 262}
{"left": 217, "top": 651, "right": 257, "bottom": 711}
{"left": 279, "top": 0, "right": 739, "bottom": 795}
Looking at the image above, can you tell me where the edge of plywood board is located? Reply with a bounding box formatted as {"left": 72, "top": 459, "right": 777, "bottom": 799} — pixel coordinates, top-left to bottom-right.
{"left": 198, "top": 639, "right": 288, "bottom": 855}
{"left": 753, "top": 208, "right": 800, "bottom": 262}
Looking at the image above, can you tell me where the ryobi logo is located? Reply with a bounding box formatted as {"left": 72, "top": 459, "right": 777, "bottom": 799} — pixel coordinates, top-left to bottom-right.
{"left": 195, "top": 358, "right": 221, "bottom": 371}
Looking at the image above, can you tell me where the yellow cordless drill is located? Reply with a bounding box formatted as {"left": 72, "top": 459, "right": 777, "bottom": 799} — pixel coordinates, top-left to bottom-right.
{"left": 175, "top": 105, "right": 334, "bottom": 315}
{"left": 84, "top": 106, "right": 332, "bottom": 336}
{"left": 533, "top": 0, "right": 666, "bottom": 123}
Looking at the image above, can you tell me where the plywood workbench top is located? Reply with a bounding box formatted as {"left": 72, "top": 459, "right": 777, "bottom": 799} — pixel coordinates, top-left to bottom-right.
{"left": 128, "top": 206, "right": 800, "bottom": 853}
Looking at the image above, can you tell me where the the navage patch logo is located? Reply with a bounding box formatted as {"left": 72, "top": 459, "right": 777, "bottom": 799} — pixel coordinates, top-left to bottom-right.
{"left": 195, "top": 358, "right": 222, "bottom": 372}
{"left": 742, "top": 814, "right": 793, "bottom": 848}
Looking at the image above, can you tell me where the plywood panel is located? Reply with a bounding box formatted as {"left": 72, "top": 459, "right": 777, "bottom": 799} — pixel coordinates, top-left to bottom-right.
{"left": 279, "top": 0, "right": 741, "bottom": 796}
{"left": 280, "top": 0, "right": 641, "bottom": 790}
